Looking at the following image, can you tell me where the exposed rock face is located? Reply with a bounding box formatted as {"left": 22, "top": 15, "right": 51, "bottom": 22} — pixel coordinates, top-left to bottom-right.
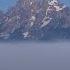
{"left": 0, "top": 0, "right": 70, "bottom": 40}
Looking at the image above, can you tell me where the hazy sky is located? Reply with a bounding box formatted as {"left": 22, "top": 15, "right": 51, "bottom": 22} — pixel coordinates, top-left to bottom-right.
{"left": 0, "top": 0, "right": 17, "bottom": 11}
{"left": 0, "top": 0, "right": 70, "bottom": 11}
{"left": 61, "top": 0, "right": 70, "bottom": 6}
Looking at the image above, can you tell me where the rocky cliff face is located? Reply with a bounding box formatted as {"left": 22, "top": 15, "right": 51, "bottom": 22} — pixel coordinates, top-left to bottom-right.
{"left": 0, "top": 0, "right": 70, "bottom": 40}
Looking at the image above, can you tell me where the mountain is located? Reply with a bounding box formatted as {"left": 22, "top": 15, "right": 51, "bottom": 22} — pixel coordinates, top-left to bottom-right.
{"left": 0, "top": 0, "right": 70, "bottom": 40}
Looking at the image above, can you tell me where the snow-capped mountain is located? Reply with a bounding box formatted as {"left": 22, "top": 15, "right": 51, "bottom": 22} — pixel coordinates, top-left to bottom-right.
{"left": 0, "top": 0, "right": 70, "bottom": 40}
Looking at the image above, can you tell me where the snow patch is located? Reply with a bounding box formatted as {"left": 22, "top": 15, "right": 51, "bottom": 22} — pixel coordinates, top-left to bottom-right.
{"left": 41, "top": 17, "right": 52, "bottom": 28}
{"left": 23, "top": 32, "right": 29, "bottom": 38}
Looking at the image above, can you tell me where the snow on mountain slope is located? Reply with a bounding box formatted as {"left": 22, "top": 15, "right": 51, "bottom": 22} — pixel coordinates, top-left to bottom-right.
{"left": 0, "top": 0, "right": 70, "bottom": 40}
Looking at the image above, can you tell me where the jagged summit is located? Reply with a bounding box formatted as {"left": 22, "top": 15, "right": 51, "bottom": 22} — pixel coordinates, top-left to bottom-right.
{"left": 47, "top": 0, "right": 66, "bottom": 11}
{"left": 48, "top": 0, "right": 59, "bottom": 5}
{"left": 0, "top": 0, "right": 70, "bottom": 40}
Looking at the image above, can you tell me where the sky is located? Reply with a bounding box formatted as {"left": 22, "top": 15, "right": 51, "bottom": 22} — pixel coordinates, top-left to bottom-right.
{"left": 0, "top": 0, "right": 17, "bottom": 11}
{"left": 0, "top": 0, "right": 70, "bottom": 12}
{"left": 61, "top": 0, "right": 70, "bottom": 6}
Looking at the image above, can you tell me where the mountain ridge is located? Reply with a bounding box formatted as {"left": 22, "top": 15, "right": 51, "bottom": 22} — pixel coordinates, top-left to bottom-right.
{"left": 0, "top": 0, "right": 70, "bottom": 40}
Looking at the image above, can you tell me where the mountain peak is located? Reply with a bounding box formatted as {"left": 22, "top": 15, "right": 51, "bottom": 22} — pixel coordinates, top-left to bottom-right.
{"left": 47, "top": 0, "right": 67, "bottom": 12}
{"left": 0, "top": 0, "right": 70, "bottom": 40}
{"left": 48, "top": 0, "right": 59, "bottom": 5}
